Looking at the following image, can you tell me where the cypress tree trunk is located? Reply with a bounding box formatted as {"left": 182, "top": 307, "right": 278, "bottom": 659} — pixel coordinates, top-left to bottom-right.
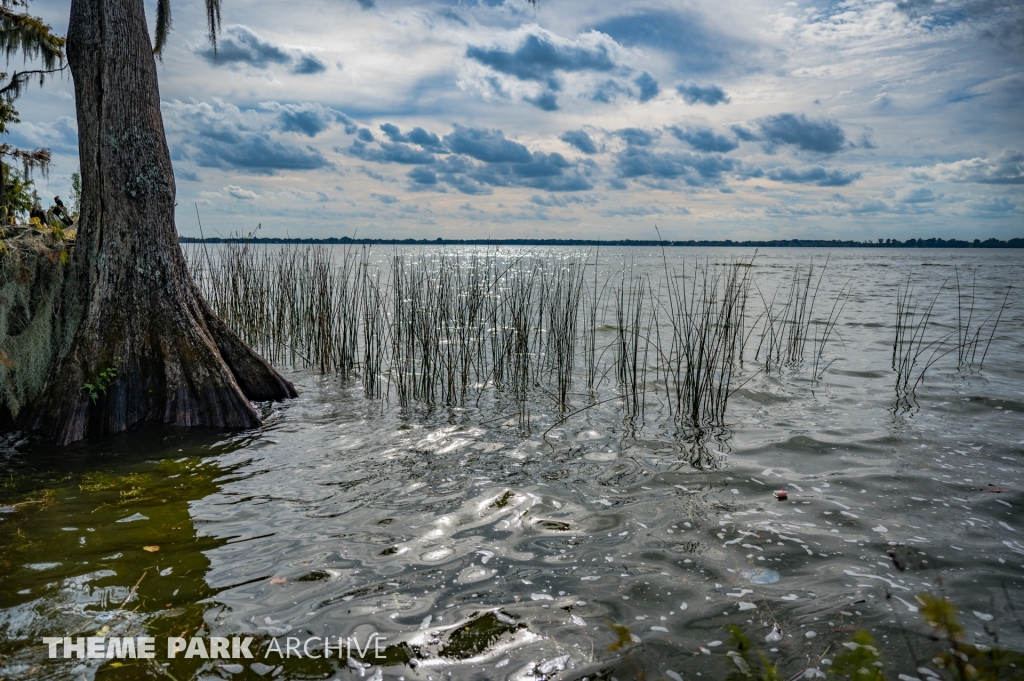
{"left": 20, "top": 0, "right": 296, "bottom": 445}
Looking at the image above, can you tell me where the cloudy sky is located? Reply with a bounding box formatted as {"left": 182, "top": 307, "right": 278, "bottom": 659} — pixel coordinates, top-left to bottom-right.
{"left": 11, "top": 0, "right": 1024, "bottom": 240}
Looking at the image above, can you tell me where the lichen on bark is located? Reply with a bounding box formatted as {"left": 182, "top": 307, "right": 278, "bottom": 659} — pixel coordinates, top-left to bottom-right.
{"left": 0, "top": 225, "right": 77, "bottom": 421}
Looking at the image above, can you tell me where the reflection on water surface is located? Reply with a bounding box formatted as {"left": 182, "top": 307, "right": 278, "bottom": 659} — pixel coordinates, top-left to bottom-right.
{"left": 2, "top": 248, "right": 1023, "bottom": 680}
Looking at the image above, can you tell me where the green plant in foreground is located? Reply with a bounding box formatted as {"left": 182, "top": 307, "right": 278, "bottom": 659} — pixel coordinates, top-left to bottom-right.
{"left": 725, "top": 624, "right": 779, "bottom": 680}
{"left": 693, "top": 594, "right": 1024, "bottom": 681}
{"left": 829, "top": 630, "right": 885, "bottom": 680}
{"left": 82, "top": 365, "right": 117, "bottom": 403}
{"left": 918, "top": 593, "right": 1024, "bottom": 680}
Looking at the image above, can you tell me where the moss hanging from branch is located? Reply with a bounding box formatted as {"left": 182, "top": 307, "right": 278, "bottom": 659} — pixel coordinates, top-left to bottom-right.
{"left": 0, "top": 222, "right": 76, "bottom": 420}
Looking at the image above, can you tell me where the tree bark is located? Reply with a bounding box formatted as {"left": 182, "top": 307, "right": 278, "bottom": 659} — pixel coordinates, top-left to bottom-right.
{"left": 20, "top": 0, "right": 295, "bottom": 445}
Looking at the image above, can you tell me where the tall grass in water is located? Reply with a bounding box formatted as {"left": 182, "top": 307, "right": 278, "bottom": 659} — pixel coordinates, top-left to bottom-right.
{"left": 186, "top": 244, "right": 864, "bottom": 434}
{"left": 187, "top": 240, "right": 363, "bottom": 377}
{"left": 952, "top": 266, "right": 1011, "bottom": 371}
{"left": 752, "top": 259, "right": 848, "bottom": 377}
{"left": 891, "top": 270, "right": 1011, "bottom": 409}
{"left": 613, "top": 267, "right": 650, "bottom": 419}
{"left": 655, "top": 258, "right": 752, "bottom": 431}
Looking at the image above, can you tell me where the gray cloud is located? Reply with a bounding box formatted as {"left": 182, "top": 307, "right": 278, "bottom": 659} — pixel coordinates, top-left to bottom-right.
{"left": 352, "top": 123, "right": 593, "bottom": 194}
{"left": 466, "top": 30, "right": 617, "bottom": 86}
{"left": 590, "top": 79, "right": 631, "bottom": 103}
{"left": 591, "top": 10, "right": 739, "bottom": 73}
{"left": 755, "top": 113, "right": 848, "bottom": 154}
{"left": 615, "top": 128, "right": 658, "bottom": 147}
{"left": 359, "top": 167, "right": 389, "bottom": 182}
{"left": 634, "top": 72, "right": 659, "bottom": 102}
{"left": 560, "top": 129, "right": 598, "bottom": 154}
{"left": 465, "top": 28, "right": 629, "bottom": 110}
{"left": 163, "top": 98, "right": 329, "bottom": 173}
{"left": 456, "top": 150, "right": 590, "bottom": 192}
{"left": 615, "top": 147, "right": 738, "bottom": 185}
{"left": 196, "top": 25, "right": 327, "bottom": 75}
{"left": 292, "top": 54, "right": 328, "bottom": 75}
{"left": 731, "top": 125, "right": 760, "bottom": 142}
{"left": 259, "top": 102, "right": 355, "bottom": 137}
{"left": 669, "top": 126, "right": 738, "bottom": 152}
{"left": 188, "top": 134, "right": 329, "bottom": 173}
{"left": 164, "top": 99, "right": 330, "bottom": 173}
{"left": 676, "top": 82, "right": 730, "bottom": 106}
{"left": 349, "top": 140, "right": 437, "bottom": 164}
{"left": 443, "top": 124, "right": 532, "bottom": 163}
{"left": 445, "top": 175, "right": 492, "bottom": 195}
{"left": 529, "top": 194, "right": 592, "bottom": 207}
{"left": 767, "top": 166, "right": 861, "bottom": 186}
{"left": 525, "top": 92, "right": 560, "bottom": 111}
{"left": 982, "top": 10, "right": 1024, "bottom": 53}
{"left": 899, "top": 187, "right": 936, "bottom": 203}
{"left": 380, "top": 123, "right": 443, "bottom": 149}
{"left": 407, "top": 167, "right": 438, "bottom": 185}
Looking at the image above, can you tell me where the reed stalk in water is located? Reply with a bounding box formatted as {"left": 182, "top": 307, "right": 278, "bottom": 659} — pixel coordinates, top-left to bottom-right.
{"left": 184, "top": 244, "right": 891, "bottom": 434}
{"left": 890, "top": 270, "right": 1011, "bottom": 410}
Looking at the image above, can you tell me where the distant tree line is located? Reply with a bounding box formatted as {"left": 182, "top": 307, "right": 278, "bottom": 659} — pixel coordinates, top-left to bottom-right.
{"left": 180, "top": 236, "right": 1024, "bottom": 248}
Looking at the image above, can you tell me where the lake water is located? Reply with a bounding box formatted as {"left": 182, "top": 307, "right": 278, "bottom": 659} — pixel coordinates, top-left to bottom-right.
{"left": 2, "top": 247, "right": 1023, "bottom": 680}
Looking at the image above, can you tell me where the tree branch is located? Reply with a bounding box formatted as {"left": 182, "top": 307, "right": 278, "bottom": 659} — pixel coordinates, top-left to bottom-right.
{"left": 0, "top": 64, "right": 68, "bottom": 100}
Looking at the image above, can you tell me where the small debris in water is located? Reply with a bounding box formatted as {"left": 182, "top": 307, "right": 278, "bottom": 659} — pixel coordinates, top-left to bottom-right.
{"left": 742, "top": 568, "right": 779, "bottom": 584}
{"left": 774, "top": 490, "right": 788, "bottom": 500}
{"left": 142, "top": 546, "right": 159, "bottom": 552}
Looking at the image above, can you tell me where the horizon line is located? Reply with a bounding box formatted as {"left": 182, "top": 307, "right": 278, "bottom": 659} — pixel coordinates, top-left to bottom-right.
{"left": 178, "top": 236, "right": 1024, "bottom": 248}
